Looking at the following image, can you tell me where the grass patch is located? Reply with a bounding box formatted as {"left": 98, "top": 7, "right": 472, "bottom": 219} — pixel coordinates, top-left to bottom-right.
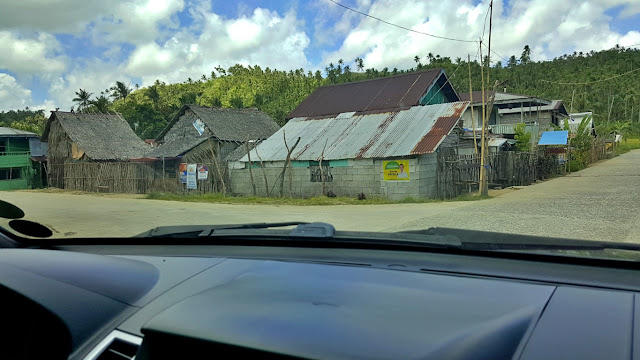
{"left": 616, "top": 138, "right": 640, "bottom": 155}
{"left": 146, "top": 192, "right": 490, "bottom": 206}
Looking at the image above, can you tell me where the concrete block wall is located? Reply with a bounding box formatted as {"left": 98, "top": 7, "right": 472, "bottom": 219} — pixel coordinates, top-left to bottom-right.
{"left": 229, "top": 155, "right": 439, "bottom": 200}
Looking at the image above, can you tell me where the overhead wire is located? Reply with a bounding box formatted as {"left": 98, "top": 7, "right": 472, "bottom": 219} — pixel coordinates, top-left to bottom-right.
{"left": 539, "top": 67, "right": 640, "bottom": 85}
{"left": 327, "top": 0, "right": 476, "bottom": 43}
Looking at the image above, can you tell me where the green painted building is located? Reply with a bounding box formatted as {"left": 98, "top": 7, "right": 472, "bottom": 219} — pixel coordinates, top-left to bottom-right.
{"left": 0, "top": 128, "right": 47, "bottom": 190}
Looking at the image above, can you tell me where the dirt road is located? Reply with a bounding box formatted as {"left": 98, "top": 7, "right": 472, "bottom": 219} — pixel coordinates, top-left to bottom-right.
{"left": 2, "top": 150, "right": 640, "bottom": 241}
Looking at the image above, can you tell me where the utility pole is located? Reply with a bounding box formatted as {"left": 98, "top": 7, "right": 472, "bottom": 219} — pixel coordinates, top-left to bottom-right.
{"left": 479, "top": 39, "right": 487, "bottom": 196}
{"left": 468, "top": 54, "right": 478, "bottom": 156}
{"left": 479, "top": 0, "right": 493, "bottom": 197}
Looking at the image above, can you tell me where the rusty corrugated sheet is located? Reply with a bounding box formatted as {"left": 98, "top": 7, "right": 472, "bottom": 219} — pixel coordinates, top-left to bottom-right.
{"left": 287, "top": 69, "right": 443, "bottom": 119}
{"left": 239, "top": 102, "right": 469, "bottom": 162}
{"left": 411, "top": 102, "right": 468, "bottom": 154}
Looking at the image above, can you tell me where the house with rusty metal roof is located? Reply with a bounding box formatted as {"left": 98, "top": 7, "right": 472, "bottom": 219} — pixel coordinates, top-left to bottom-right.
{"left": 228, "top": 70, "right": 469, "bottom": 200}
{"left": 287, "top": 68, "right": 460, "bottom": 120}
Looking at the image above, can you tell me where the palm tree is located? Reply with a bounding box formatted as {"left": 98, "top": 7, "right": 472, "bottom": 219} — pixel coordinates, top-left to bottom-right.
{"left": 90, "top": 95, "right": 111, "bottom": 113}
{"left": 72, "top": 89, "right": 93, "bottom": 110}
{"left": 355, "top": 57, "right": 364, "bottom": 72}
{"left": 110, "top": 81, "right": 131, "bottom": 102}
{"left": 414, "top": 55, "right": 421, "bottom": 64}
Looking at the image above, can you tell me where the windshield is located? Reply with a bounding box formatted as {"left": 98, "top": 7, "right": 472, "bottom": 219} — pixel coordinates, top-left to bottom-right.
{"left": 1, "top": 0, "right": 639, "bottom": 258}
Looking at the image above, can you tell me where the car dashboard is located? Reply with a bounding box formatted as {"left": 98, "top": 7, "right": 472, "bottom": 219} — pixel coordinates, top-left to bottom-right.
{"left": 1, "top": 240, "right": 640, "bottom": 360}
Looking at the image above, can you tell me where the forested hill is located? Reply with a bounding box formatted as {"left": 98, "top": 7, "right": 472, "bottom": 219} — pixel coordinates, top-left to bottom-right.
{"left": 3, "top": 45, "right": 640, "bottom": 139}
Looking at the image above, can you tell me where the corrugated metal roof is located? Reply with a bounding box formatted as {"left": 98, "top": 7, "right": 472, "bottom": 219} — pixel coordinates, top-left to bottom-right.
{"left": 287, "top": 69, "right": 445, "bottom": 119}
{"left": 459, "top": 91, "right": 532, "bottom": 104}
{"left": 538, "top": 130, "right": 569, "bottom": 145}
{"left": 498, "top": 100, "right": 566, "bottom": 114}
{"left": 487, "top": 138, "right": 508, "bottom": 147}
{"left": 239, "top": 102, "right": 468, "bottom": 162}
{"left": 0, "top": 127, "right": 39, "bottom": 137}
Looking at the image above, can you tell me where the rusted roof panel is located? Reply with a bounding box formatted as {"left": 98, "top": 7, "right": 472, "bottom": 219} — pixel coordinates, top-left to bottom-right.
{"left": 239, "top": 102, "right": 469, "bottom": 162}
{"left": 287, "top": 69, "right": 443, "bottom": 119}
{"left": 411, "top": 102, "right": 467, "bottom": 154}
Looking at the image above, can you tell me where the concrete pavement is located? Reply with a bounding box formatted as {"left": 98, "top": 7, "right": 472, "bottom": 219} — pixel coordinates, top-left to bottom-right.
{"left": 2, "top": 150, "right": 640, "bottom": 241}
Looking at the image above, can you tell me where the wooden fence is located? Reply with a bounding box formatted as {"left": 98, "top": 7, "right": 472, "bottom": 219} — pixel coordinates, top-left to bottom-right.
{"left": 437, "top": 152, "right": 540, "bottom": 199}
{"left": 437, "top": 138, "right": 609, "bottom": 199}
{"left": 52, "top": 160, "right": 228, "bottom": 194}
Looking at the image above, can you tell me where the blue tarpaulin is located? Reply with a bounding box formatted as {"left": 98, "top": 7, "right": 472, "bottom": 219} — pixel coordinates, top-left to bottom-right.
{"left": 538, "top": 130, "right": 569, "bottom": 146}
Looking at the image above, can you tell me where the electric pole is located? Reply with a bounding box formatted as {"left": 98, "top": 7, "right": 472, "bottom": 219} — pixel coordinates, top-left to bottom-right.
{"left": 468, "top": 54, "right": 478, "bottom": 156}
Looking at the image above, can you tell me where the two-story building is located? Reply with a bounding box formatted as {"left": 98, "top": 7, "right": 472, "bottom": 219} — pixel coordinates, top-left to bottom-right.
{"left": 0, "top": 127, "right": 47, "bottom": 190}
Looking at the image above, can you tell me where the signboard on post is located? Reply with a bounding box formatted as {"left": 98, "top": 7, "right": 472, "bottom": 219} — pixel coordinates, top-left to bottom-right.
{"left": 179, "top": 163, "right": 187, "bottom": 183}
{"left": 197, "top": 165, "right": 208, "bottom": 180}
{"left": 383, "top": 160, "right": 410, "bottom": 181}
{"left": 193, "top": 119, "right": 205, "bottom": 136}
{"left": 187, "top": 164, "right": 197, "bottom": 189}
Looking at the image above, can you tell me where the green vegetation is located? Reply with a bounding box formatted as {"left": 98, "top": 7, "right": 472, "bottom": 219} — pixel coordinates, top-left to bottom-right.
{"left": 146, "top": 192, "right": 490, "bottom": 206}
{"left": 615, "top": 138, "right": 640, "bottom": 155}
{"left": 514, "top": 123, "right": 531, "bottom": 151}
{"left": 5, "top": 45, "right": 640, "bottom": 140}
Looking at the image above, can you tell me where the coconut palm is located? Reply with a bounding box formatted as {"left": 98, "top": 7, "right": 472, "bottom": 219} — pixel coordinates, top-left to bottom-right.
{"left": 72, "top": 89, "right": 93, "bottom": 110}
{"left": 109, "top": 81, "right": 132, "bottom": 102}
{"left": 90, "top": 95, "right": 111, "bottom": 113}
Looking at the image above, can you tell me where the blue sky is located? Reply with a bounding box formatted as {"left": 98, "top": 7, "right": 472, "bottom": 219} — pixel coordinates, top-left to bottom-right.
{"left": 0, "top": 0, "right": 639, "bottom": 112}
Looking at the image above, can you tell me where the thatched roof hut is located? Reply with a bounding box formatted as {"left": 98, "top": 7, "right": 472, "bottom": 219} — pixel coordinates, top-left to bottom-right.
{"left": 151, "top": 105, "right": 280, "bottom": 159}
{"left": 42, "top": 111, "right": 151, "bottom": 161}
{"left": 42, "top": 111, "right": 152, "bottom": 189}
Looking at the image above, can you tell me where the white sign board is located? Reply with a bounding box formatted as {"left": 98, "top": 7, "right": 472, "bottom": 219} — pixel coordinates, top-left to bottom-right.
{"left": 186, "top": 163, "right": 197, "bottom": 189}
{"left": 193, "top": 119, "right": 205, "bottom": 136}
{"left": 197, "top": 165, "right": 208, "bottom": 180}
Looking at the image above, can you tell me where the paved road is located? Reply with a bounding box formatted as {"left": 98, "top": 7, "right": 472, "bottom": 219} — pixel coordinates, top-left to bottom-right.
{"left": 2, "top": 150, "right": 640, "bottom": 241}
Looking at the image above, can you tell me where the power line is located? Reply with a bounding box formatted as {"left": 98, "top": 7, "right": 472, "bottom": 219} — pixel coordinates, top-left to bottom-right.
{"left": 327, "top": 0, "right": 476, "bottom": 43}
{"left": 540, "top": 67, "right": 640, "bottom": 85}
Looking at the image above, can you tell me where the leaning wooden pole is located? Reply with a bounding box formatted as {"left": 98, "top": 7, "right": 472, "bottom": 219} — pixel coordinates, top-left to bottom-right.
{"left": 468, "top": 54, "right": 478, "bottom": 156}
{"left": 479, "top": 39, "right": 488, "bottom": 196}
{"left": 245, "top": 136, "right": 257, "bottom": 196}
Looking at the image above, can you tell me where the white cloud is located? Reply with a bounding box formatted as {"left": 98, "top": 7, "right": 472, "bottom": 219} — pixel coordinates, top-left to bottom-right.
{"left": 0, "top": 0, "right": 184, "bottom": 44}
{"left": 125, "top": 6, "right": 311, "bottom": 85}
{"left": 48, "top": 60, "right": 133, "bottom": 111}
{"left": 320, "top": 0, "right": 640, "bottom": 69}
{"left": 0, "top": 0, "right": 112, "bottom": 33}
{"left": 0, "top": 73, "right": 56, "bottom": 113}
{"left": 0, "top": 31, "right": 67, "bottom": 75}
{"left": 94, "top": 0, "right": 185, "bottom": 44}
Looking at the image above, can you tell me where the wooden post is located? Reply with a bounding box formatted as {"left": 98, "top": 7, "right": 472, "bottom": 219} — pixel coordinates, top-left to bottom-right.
{"left": 162, "top": 156, "right": 166, "bottom": 192}
{"left": 468, "top": 54, "right": 478, "bottom": 156}
{"left": 254, "top": 145, "right": 270, "bottom": 196}
{"left": 245, "top": 137, "right": 257, "bottom": 196}
{"left": 479, "top": 39, "right": 488, "bottom": 196}
{"left": 279, "top": 130, "right": 301, "bottom": 198}
{"left": 319, "top": 139, "right": 328, "bottom": 196}
{"left": 207, "top": 138, "right": 226, "bottom": 195}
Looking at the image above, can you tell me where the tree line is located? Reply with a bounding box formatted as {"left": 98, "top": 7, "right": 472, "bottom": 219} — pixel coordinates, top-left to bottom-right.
{"left": 3, "top": 45, "right": 640, "bottom": 140}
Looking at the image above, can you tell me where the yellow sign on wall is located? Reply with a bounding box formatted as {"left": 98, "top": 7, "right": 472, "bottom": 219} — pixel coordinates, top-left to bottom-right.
{"left": 383, "top": 160, "right": 410, "bottom": 181}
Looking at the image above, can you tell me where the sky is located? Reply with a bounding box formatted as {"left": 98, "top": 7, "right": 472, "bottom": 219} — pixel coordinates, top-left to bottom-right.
{"left": 0, "top": 0, "right": 639, "bottom": 113}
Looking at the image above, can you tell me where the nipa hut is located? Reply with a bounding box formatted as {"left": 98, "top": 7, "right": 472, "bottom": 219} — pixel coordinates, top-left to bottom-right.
{"left": 41, "top": 111, "right": 152, "bottom": 192}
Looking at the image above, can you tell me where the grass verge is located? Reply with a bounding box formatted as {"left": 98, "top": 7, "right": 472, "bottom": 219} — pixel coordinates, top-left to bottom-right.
{"left": 616, "top": 138, "right": 640, "bottom": 155}
{"left": 146, "top": 192, "right": 491, "bottom": 206}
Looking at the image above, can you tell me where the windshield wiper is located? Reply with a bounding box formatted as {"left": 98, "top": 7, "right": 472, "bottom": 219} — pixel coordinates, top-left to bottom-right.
{"left": 137, "top": 221, "right": 309, "bottom": 238}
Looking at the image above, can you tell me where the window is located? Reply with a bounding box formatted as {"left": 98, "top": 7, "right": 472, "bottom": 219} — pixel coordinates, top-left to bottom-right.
{"left": 0, "top": 140, "right": 6, "bottom": 155}
{"left": 0, "top": 168, "right": 21, "bottom": 180}
{"left": 310, "top": 163, "right": 332, "bottom": 182}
